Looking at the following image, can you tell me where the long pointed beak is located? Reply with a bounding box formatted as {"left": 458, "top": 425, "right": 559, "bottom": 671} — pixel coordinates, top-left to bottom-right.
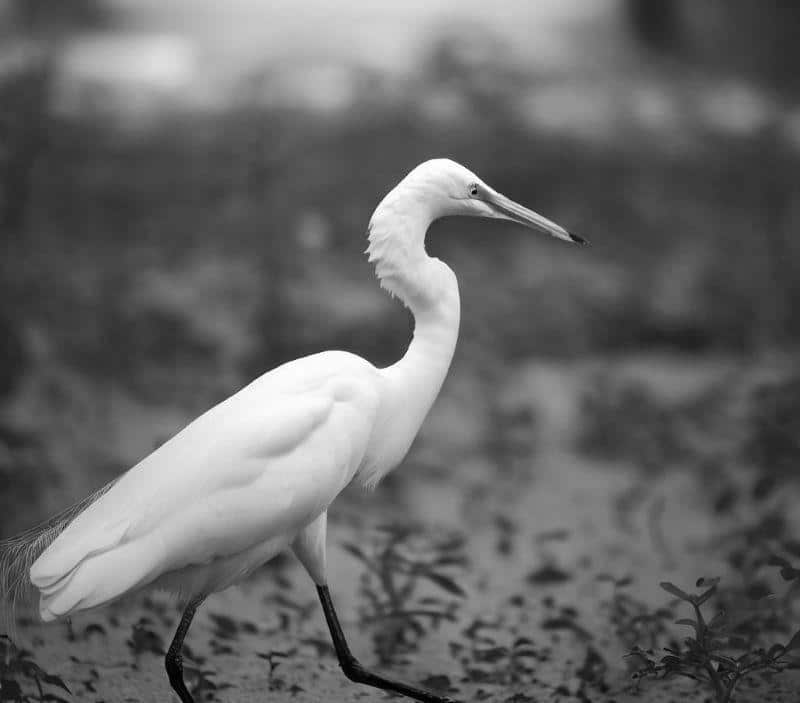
{"left": 484, "top": 189, "right": 587, "bottom": 245}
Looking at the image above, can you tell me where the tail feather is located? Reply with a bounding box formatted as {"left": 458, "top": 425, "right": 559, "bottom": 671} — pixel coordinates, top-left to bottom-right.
{"left": 38, "top": 535, "right": 161, "bottom": 622}
{"left": 0, "top": 477, "right": 118, "bottom": 631}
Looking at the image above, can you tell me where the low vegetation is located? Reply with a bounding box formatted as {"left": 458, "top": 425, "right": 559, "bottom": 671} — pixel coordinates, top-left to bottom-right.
{"left": 629, "top": 575, "right": 800, "bottom": 703}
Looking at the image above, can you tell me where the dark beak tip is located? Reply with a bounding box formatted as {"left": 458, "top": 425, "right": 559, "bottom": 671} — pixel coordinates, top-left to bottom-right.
{"left": 568, "top": 231, "right": 589, "bottom": 245}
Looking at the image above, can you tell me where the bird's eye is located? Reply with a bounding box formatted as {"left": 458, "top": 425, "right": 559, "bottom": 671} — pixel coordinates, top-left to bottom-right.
{"left": 468, "top": 183, "right": 480, "bottom": 197}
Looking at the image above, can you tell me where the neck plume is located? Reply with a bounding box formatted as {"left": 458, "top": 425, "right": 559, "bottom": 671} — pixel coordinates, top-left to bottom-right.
{"left": 366, "top": 200, "right": 428, "bottom": 306}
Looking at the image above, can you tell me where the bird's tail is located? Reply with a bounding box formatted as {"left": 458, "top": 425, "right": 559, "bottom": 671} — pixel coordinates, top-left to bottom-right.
{"left": 0, "top": 477, "right": 118, "bottom": 634}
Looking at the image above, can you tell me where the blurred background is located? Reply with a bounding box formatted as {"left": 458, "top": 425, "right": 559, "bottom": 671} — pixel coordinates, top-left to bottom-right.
{"left": 2, "top": 2, "right": 800, "bottom": 701}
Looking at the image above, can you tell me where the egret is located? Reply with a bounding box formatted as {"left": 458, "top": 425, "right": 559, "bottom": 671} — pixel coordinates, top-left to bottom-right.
{"left": 0, "top": 158, "right": 584, "bottom": 702}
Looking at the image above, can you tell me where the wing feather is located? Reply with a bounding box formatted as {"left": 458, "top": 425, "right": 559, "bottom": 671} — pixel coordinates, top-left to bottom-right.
{"left": 30, "top": 355, "right": 381, "bottom": 619}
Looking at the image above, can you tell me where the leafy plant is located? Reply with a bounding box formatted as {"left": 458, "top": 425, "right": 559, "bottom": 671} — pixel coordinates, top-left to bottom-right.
{"left": 0, "top": 634, "right": 71, "bottom": 703}
{"left": 628, "top": 578, "right": 800, "bottom": 703}
{"left": 453, "top": 615, "right": 544, "bottom": 689}
{"left": 343, "top": 524, "right": 468, "bottom": 666}
{"left": 462, "top": 635, "right": 541, "bottom": 687}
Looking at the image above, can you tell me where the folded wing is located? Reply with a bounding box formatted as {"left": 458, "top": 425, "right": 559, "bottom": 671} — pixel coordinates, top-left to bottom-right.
{"left": 30, "top": 359, "right": 380, "bottom": 620}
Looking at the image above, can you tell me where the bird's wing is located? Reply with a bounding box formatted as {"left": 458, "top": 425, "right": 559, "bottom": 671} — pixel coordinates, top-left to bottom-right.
{"left": 30, "top": 358, "right": 381, "bottom": 618}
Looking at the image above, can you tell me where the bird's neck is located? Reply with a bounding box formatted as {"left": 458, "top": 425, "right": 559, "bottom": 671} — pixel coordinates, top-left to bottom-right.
{"left": 386, "top": 271, "right": 460, "bottom": 416}
{"left": 387, "top": 256, "right": 461, "bottom": 380}
{"left": 361, "top": 213, "right": 461, "bottom": 487}
{"left": 366, "top": 203, "right": 461, "bottom": 378}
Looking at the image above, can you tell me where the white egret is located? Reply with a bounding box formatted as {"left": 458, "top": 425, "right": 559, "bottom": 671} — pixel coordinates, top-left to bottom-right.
{"left": 1, "top": 158, "right": 584, "bottom": 702}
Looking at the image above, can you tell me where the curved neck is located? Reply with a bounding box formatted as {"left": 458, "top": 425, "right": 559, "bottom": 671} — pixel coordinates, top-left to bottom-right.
{"left": 367, "top": 202, "right": 461, "bottom": 384}
{"left": 369, "top": 261, "right": 460, "bottom": 485}
{"left": 385, "top": 259, "right": 461, "bottom": 382}
{"left": 366, "top": 215, "right": 461, "bottom": 484}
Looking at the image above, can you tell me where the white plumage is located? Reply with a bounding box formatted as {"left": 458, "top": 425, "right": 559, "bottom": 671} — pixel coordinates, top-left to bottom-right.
{"left": 31, "top": 351, "right": 383, "bottom": 618}
{"left": 3, "top": 158, "right": 582, "bottom": 703}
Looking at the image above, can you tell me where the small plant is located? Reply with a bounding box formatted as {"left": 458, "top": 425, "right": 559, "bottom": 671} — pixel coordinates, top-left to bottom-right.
{"left": 343, "top": 524, "right": 468, "bottom": 666}
{"left": 0, "top": 634, "right": 71, "bottom": 703}
{"left": 453, "top": 616, "right": 544, "bottom": 689}
{"left": 628, "top": 578, "right": 800, "bottom": 703}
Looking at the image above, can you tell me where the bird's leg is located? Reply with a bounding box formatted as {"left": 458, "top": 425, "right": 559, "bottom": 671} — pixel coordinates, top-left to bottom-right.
{"left": 165, "top": 597, "right": 204, "bottom": 703}
{"left": 316, "top": 585, "right": 460, "bottom": 703}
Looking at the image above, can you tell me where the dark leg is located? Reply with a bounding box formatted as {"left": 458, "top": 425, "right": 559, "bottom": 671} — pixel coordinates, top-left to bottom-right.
{"left": 165, "top": 597, "right": 204, "bottom": 703}
{"left": 316, "top": 585, "right": 460, "bottom": 703}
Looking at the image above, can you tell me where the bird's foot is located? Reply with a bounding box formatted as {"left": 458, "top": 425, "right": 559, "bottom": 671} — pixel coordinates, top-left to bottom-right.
{"left": 341, "top": 658, "right": 461, "bottom": 703}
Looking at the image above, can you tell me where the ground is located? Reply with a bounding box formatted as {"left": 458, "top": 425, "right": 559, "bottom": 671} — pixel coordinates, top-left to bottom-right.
{"left": 5, "top": 355, "right": 800, "bottom": 703}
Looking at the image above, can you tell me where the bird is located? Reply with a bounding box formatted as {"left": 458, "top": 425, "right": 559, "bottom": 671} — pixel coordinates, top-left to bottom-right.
{"left": 0, "top": 158, "right": 584, "bottom": 703}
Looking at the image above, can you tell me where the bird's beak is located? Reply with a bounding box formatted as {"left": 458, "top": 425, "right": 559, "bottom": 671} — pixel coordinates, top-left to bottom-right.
{"left": 483, "top": 189, "right": 587, "bottom": 245}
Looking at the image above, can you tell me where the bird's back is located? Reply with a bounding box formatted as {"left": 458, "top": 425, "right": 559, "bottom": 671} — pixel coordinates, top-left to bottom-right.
{"left": 20, "top": 350, "right": 381, "bottom": 620}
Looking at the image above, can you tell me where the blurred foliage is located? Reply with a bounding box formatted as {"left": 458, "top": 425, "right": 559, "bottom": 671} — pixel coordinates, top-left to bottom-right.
{"left": 344, "top": 525, "right": 467, "bottom": 666}
{"left": 578, "top": 366, "right": 800, "bottom": 490}
{"left": 0, "top": 3, "right": 799, "bottom": 559}
{"left": 0, "top": 53, "right": 50, "bottom": 235}
{"left": 596, "top": 574, "right": 675, "bottom": 655}
{"left": 579, "top": 378, "right": 690, "bottom": 470}
{"left": 4, "top": 0, "right": 112, "bottom": 35}
{"left": 0, "top": 8, "right": 799, "bottom": 701}
{"left": 577, "top": 370, "right": 739, "bottom": 474}
{"left": 0, "top": 634, "right": 70, "bottom": 703}
{"left": 627, "top": 0, "right": 800, "bottom": 96}
{"left": 0, "top": 427, "right": 52, "bottom": 536}
{"left": 744, "top": 375, "right": 800, "bottom": 486}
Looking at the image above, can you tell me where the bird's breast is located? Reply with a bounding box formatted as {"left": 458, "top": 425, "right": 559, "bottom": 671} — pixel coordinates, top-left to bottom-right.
{"left": 355, "top": 380, "right": 433, "bottom": 489}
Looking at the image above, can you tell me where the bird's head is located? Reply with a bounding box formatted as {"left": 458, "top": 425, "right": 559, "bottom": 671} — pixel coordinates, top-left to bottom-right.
{"left": 367, "top": 159, "right": 585, "bottom": 305}
{"left": 377, "top": 158, "right": 585, "bottom": 245}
